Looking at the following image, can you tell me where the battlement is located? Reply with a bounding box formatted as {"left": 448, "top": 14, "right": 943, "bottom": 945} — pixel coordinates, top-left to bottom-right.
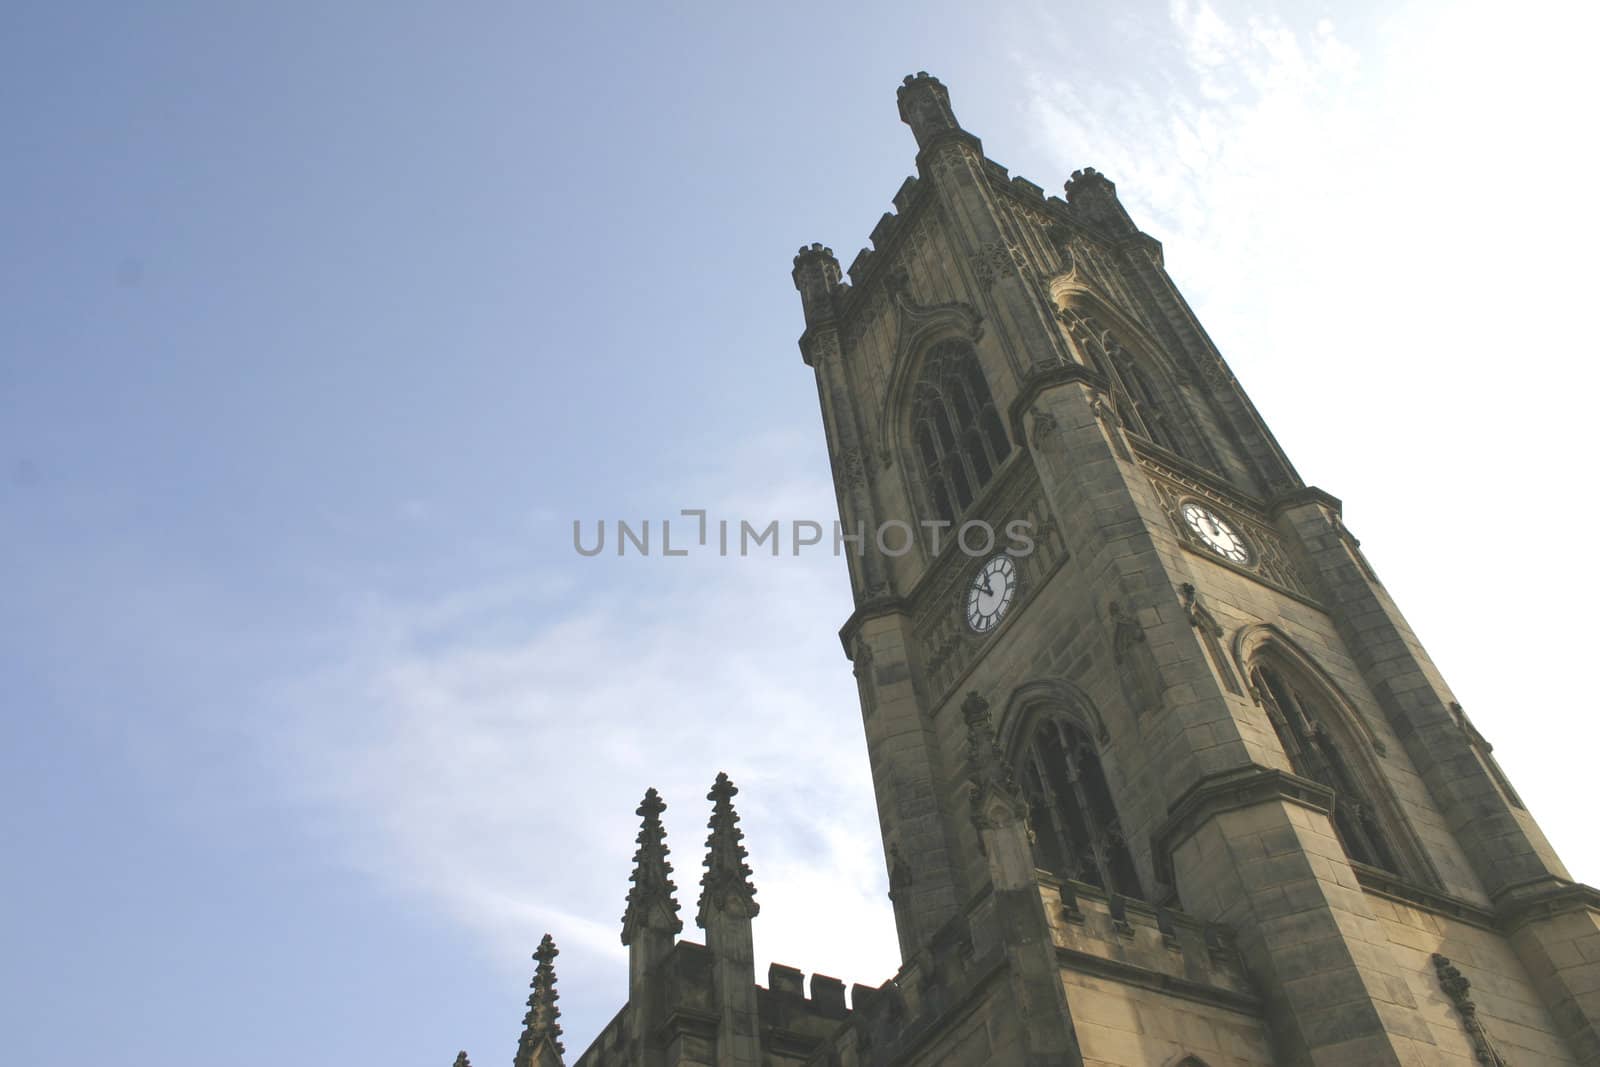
{"left": 1039, "top": 877, "right": 1259, "bottom": 1006}
{"left": 570, "top": 943, "right": 853, "bottom": 1067}
{"left": 794, "top": 70, "right": 1146, "bottom": 363}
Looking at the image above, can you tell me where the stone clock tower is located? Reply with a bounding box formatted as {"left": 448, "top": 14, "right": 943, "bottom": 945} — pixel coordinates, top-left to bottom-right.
{"left": 785, "top": 73, "right": 1600, "bottom": 1066}
{"left": 460, "top": 74, "right": 1600, "bottom": 1067}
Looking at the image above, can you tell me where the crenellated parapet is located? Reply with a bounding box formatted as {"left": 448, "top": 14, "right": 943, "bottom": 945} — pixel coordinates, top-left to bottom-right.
{"left": 793, "top": 70, "right": 1309, "bottom": 505}
{"left": 557, "top": 775, "right": 879, "bottom": 1067}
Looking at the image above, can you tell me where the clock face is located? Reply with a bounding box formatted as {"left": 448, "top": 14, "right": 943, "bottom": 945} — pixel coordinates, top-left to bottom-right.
{"left": 1181, "top": 502, "right": 1250, "bottom": 564}
{"left": 966, "top": 554, "right": 1018, "bottom": 634}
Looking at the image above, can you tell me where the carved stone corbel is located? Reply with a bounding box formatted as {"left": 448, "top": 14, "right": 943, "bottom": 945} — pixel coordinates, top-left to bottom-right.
{"left": 1027, "top": 405, "right": 1058, "bottom": 449}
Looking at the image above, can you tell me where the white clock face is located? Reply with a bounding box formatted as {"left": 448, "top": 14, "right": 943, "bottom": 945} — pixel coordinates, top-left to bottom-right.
{"left": 966, "top": 554, "right": 1018, "bottom": 634}
{"left": 1181, "top": 502, "right": 1250, "bottom": 564}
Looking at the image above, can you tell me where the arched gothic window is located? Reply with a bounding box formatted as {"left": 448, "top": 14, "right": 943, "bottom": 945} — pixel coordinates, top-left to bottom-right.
{"left": 1060, "top": 308, "right": 1192, "bottom": 462}
{"left": 1015, "top": 717, "right": 1143, "bottom": 898}
{"left": 911, "top": 340, "right": 1011, "bottom": 524}
{"left": 1250, "top": 663, "right": 1400, "bottom": 874}
{"left": 1117, "top": 356, "right": 1182, "bottom": 456}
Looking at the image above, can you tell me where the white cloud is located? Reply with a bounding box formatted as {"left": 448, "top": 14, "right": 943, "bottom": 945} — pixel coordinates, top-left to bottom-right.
{"left": 253, "top": 2, "right": 1600, "bottom": 1052}
{"left": 1014, "top": 0, "right": 1599, "bottom": 889}
{"left": 259, "top": 436, "right": 901, "bottom": 1046}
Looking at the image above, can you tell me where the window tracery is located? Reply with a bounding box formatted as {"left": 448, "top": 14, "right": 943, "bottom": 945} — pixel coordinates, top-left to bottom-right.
{"left": 1250, "top": 663, "right": 1400, "bottom": 874}
{"left": 911, "top": 340, "right": 1010, "bottom": 523}
{"left": 1015, "top": 716, "right": 1143, "bottom": 898}
{"left": 1060, "top": 307, "right": 1194, "bottom": 462}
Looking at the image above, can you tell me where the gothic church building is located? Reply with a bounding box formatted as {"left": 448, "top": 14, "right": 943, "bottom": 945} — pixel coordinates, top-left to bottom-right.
{"left": 477, "top": 74, "right": 1600, "bottom": 1067}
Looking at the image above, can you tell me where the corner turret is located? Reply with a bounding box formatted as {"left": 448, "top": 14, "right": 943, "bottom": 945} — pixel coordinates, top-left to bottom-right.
{"left": 791, "top": 243, "right": 843, "bottom": 339}
{"left": 1065, "top": 166, "right": 1139, "bottom": 236}
{"left": 896, "top": 71, "right": 965, "bottom": 149}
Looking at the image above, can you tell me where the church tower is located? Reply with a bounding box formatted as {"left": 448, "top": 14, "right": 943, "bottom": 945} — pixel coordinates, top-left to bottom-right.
{"left": 459, "top": 73, "right": 1600, "bottom": 1067}
{"left": 788, "top": 73, "right": 1600, "bottom": 1065}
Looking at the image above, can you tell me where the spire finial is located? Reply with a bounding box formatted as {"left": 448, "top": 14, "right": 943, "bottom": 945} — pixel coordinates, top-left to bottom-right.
{"left": 514, "top": 934, "right": 565, "bottom": 1067}
{"left": 454, "top": 1053, "right": 472, "bottom": 1067}
{"left": 622, "top": 786, "right": 683, "bottom": 944}
{"left": 697, "top": 772, "right": 759, "bottom": 925}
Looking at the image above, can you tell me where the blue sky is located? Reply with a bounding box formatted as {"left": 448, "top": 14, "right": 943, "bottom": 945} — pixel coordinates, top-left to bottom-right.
{"left": 3, "top": 2, "right": 1597, "bottom": 1064}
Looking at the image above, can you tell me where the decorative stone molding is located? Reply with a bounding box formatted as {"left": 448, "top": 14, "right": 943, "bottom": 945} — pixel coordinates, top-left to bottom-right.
{"left": 1150, "top": 767, "right": 1335, "bottom": 887}
{"left": 851, "top": 636, "right": 877, "bottom": 719}
{"left": 1180, "top": 583, "right": 1241, "bottom": 695}
{"left": 996, "top": 676, "right": 1111, "bottom": 750}
{"left": 910, "top": 462, "right": 1067, "bottom": 704}
{"left": 832, "top": 446, "right": 867, "bottom": 491}
{"left": 872, "top": 285, "right": 987, "bottom": 469}
{"left": 961, "top": 691, "right": 1030, "bottom": 845}
{"left": 1353, "top": 866, "right": 1497, "bottom": 931}
{"left": 1026, "top": 405, "right": 1058, "bottom": 448}
{"left": 1141, "top": 453, "right": 1314, "bottom": 600}
{"left": 1004, "top": 360, "right": 1106, "bottom": 448}
{"left": 1492, "top": 877, "right": 1600, "bottom": 934}
{"left": 927, "top": 138, "right": 979, "bottom": 179}
{"left": 1230, "top": 623, "right": 1390, "bottom": 760}
{"left": 970, "top": 241, "right": 1019, "bottom": 292}
{"left": 802, "top": 331, "right": 841, "bottom": 371}
{"left": 1049, "top": 945, "right": 1261, "bottom": 1017}
{"left": 1449, "top": 701, "right": 1525, "bottom": 810}
{"left": 1432, "top": 953, "right": 1511, "bottom": 1066}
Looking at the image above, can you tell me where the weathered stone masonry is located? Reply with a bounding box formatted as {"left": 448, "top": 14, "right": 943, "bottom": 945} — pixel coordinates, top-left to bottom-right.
{"left": 453, "top": 74, "right": 1600, "bottom": 1067}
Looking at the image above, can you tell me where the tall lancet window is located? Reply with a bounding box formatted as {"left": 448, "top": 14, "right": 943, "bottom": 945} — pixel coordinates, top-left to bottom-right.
{"left": 1116, "top": 354, "right": 1182, "bottom": 456}
{"left": 1251, "top": 664, "right": 1400, "bottom": 874}
{"left": 1016, "top": 717, "right": 1143, "bottom": 898}
{"left": 1061, "top": 307, "right": 1194, "bottom": 462}
{"left": 912, "top": 340, "right": 1011, "bottom": 524}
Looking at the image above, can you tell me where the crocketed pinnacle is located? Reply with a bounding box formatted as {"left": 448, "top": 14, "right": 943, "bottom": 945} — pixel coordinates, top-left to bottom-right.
{"left": 513, "top": 934, "right": 564, "bottom": 1066}
{"left": 622, "top": 787, "right": 683, "bottom": 944}
{"left": 697, "top": 772, "right": 759, "bottom": 925}
{"left": 453, "top": 1054, "right": 472, "bottom": 1067}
